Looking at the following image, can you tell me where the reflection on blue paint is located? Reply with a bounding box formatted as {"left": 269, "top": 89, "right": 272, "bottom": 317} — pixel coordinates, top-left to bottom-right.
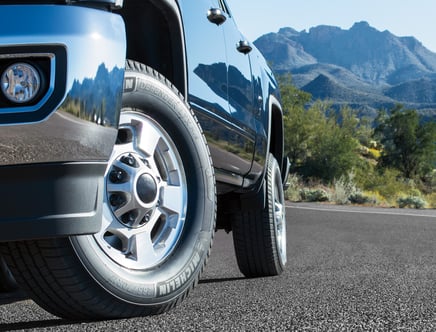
{"left": 64, "top": 64, "right": 124, "bottom": 127}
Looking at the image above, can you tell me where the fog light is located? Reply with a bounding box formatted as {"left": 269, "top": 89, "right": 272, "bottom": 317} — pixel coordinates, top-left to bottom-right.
{"left": 1, "top": 63, "right": 41, "bottom": 104}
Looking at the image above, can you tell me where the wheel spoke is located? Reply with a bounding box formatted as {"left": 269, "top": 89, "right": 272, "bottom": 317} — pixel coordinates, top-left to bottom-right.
{"left": 129, "top": 208, "right": 149, "bottom": 228}
{"left": 106, "top": 180, "right": 133, "bottom": 197}
{"left": 112, "top": 158, "right": 139, "bottom": 178}
{"left": 126, "top": 231, "right": 156, "bottom": 265}
{"left": 274, "top": 191, "right": 287, "bottom": 265}
{"left": 275, "top": 201, "right": 284, "bottom": 230}
{"left": 106, "top": 158, "right": 139, "bottom": 194}
{"left": 112, "top": 195, "right": 138, "bottom": 220}
{"left": 98, "top": 214, "right": 132, "bottom": 252}
{"left": 137, "top": 123, "right": 161, "bottom": 158}
{"left": 160, "top": 183, "right": 185, "bottom": 214}
{"left": 142, "top": 209, "right": 163, "bottom": 233}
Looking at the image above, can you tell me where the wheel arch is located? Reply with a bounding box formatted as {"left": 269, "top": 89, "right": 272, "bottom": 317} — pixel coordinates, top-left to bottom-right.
{"left": 268, "top": 94, "right": 285, "bottom": 177}
{"left": 117, "top": 0, "right": 187, "bottom": 99}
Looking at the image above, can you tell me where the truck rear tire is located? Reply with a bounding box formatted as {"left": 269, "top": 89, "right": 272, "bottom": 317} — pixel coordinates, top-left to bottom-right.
{"left": 1, "top": 61, "right": 216, "bottom": 319}
{"left": 232, "top": 153, "right": 287, "bottom": 277}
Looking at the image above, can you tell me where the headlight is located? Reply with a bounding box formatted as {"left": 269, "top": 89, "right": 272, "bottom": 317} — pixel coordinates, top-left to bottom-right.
{"left": 1, "top": 63, "right": 41, "bottom": 104}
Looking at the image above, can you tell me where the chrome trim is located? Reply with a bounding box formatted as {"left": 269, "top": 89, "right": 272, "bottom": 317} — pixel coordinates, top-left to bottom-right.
{"left": 75, "top": 0, "right": 124, "bottom": 9}
{"left": 0, "top": 53, "right": 53, "bottom": 60}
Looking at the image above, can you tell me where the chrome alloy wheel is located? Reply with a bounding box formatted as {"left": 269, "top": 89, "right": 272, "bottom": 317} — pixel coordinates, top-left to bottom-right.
{"left": 94, "top": 111, "right": 187, "bottom": 270}
{"left": 273, "top": 162, "right": 287, "bottom": 266}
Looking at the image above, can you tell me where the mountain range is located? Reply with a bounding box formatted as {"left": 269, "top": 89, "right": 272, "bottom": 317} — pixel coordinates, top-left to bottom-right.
{"left": 254, "top": 21, "right": 436, "bottom": 120}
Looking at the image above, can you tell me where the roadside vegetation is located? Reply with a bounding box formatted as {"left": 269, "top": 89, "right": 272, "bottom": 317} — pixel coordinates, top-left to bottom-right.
{"left": 279, "top": 75, "right": 436, "bottom": 208}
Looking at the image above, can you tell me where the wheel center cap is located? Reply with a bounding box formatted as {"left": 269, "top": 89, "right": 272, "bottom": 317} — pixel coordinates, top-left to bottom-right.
{"left": 136, "top": 173, "right": 158, "bottom": 204}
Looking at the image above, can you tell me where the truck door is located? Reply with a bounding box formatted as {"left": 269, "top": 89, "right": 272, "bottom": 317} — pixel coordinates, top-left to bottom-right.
{"left": 218, "top": 0, "right": 256, "bottom": 143}
{"left": 179, "top": 0, "right": 255, "bottom": 187}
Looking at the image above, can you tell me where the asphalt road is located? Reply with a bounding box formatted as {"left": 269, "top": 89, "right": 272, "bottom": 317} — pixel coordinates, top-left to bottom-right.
{"left": 1, "top": 203, "right": 436, "bottom": 331}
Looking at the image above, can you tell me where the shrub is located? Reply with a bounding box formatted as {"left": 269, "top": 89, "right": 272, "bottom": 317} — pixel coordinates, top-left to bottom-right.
{"left": 425, "top": 193, "right": 436, "bottom": 209}
{"left": 363, "top": 168, "right": 411, "bottom": 199}
{"left": 332, "top": 174, "right": 360, "bottom": 205}
{"left": 361, "top": 191, "right": 388, "bottom": 206}
{"left": 349, "top": 192, "right": 373, "bottom": 205}
{"left": 300, "top": 188, "right": 330, "bottom": 202}
{"left": 285, "top": 173, "right": 302, "bottom": 201}
{"left": 397, "top": 196, "right": 427, "bottom": 209}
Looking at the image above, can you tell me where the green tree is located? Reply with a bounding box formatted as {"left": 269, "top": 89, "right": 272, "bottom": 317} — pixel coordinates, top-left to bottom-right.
{"left": 375, "top": 105, "right": 436, "bottom": 180}
{"left": 279, "top": 76, "right": 362, "bottom": 182}
{"left": 302, "top": 104, "right": 360, "bottom": 182}
{"left": 336, "top": 105, "right": 373, "bottom": 147}
{"left": 279, "top": 74, "right": 313, "bottom": 172}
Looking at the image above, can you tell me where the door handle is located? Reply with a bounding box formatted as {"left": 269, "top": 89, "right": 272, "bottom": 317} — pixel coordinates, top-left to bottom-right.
{"left": 237, "top": 40, "right": 252, "bottom": 54}
{"left": 207, "top": 8, "right": 226, "bottom": 25}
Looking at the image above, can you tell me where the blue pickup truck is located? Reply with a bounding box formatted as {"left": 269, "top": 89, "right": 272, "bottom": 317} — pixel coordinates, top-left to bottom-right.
{"left": 0, "top": 0, "right": 288, "bottom": 319}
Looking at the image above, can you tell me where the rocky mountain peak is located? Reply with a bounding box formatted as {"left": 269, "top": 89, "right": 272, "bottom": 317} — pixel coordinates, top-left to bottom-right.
{"left": 254, "top": 22, "right": 436, "bottom": 117}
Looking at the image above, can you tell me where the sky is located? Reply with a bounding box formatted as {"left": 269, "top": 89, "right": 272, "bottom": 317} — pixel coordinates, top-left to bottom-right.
{"left": 228, "top": 0, "right": 436, "bottom": 53}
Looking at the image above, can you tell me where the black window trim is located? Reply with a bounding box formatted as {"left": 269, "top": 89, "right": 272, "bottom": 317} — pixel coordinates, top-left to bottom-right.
{"left": 218, "top": 0, "right": 231, "bottom": 16}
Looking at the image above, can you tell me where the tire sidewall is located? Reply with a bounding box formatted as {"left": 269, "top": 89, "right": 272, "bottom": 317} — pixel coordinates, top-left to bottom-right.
{"left": 71, "top": 66, "right": 215, "bottom": 305}
{"left": 267, "top": 154, "right": 287, "bottom": 270}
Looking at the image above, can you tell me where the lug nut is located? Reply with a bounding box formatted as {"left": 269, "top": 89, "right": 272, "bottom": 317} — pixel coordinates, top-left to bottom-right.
{"left": 121, "top": 154, "right": 136, "bottom": 167}
{"left": 126, "top": 211, "right": 138, "bottom": 224}
{"left": 129, "top": 212, "right": 136, "bottom": 222}
{"left": 139, "top": 212, "right": 152, "bottom": 226}
{"left": 109, "top": 194, "right": 124, "bottom": 207}
{"left": 109, "top": 169, "right": 125, "bottom": 183}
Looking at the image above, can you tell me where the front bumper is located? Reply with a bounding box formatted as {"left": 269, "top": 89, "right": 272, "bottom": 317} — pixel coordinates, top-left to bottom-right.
{"left": 0, "top": 162, "right": 106, "bottom": 241}
{"left": 0, "top": 5, "right": 126, "bottom": 165}
{"left": 0, "top": 5, "right": 126, "bottom": 240}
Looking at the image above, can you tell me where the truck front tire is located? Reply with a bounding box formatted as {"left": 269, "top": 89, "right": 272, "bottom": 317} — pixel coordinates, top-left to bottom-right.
{"left": 1, "top": 61, "right": 216, "bottom": 319}
{"left": 0, "top": 256, "right": 18, "bottom": 292}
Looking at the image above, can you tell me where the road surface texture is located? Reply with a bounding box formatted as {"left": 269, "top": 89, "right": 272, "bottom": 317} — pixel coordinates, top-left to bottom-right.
{"left": 1, "top": 203, "right": 436, "bottom": 331}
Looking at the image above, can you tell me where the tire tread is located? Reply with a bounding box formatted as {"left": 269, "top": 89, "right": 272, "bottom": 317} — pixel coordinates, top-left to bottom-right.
{"left": 231, "top": 154, "right": 284, "bottom": 277}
